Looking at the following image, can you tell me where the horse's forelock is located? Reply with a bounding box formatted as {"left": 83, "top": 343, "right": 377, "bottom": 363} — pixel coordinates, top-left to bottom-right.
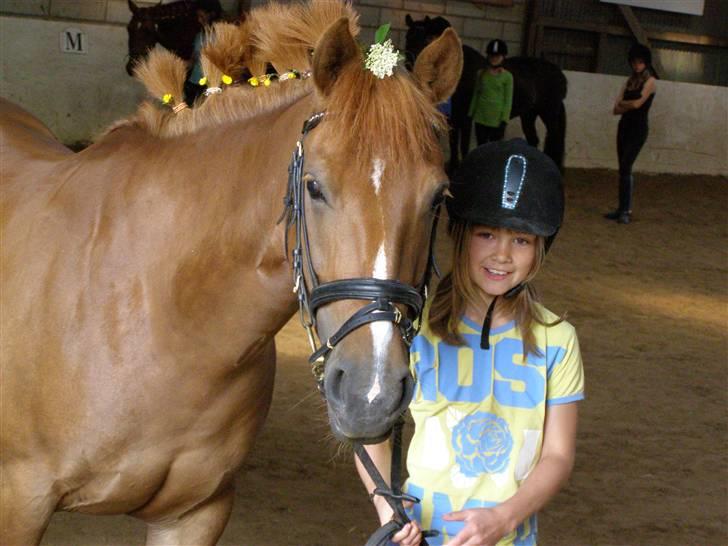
{"left": 322, "top": 64, "right": 446, "bottom": 167}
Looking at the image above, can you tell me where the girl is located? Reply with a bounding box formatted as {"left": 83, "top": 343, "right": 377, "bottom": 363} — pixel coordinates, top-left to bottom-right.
{"left": 469, "top": 39, "right": 513, "bottom": 146}
{"left": 357, "top": 139, "right": 584, "bottom": 546}
{"left": 606, "top": 43, "right": 657, "bottom": 224}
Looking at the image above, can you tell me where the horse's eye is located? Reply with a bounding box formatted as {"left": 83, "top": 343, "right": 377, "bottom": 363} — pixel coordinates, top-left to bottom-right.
{"left": 306, "top": 179, "right": 325, "bottom": 202}
{"left": 431, "top": 188, "right": 446, "bottom": 210}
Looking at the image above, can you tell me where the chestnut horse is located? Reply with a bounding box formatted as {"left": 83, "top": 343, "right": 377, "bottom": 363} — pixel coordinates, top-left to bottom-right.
{"left": 0, "top": 1, "right": 462, "bottom": 544}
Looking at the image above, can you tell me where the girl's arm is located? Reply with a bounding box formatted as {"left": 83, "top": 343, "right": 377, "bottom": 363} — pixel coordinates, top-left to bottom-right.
{"left": 443, "top": 402, "right": 579, "bottom": 546}
{"left": 355, "top": 441, "right": 422, "bottom": 546}
{"left": 617, "top": 77, "right": 656, "bottom": 111}
{"left": 612, "top": 82, "right": 628, "bottom": 115}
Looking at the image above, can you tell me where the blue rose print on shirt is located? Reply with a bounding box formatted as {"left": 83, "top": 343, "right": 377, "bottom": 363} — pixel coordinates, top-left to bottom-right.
{"left": 451, "top": 412, "right": 513, "bottom": 477}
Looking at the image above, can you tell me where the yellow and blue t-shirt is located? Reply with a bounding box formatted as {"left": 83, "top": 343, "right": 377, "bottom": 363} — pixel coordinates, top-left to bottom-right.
{"left": 405, "top": 305, "right": 584, "bottom": 545}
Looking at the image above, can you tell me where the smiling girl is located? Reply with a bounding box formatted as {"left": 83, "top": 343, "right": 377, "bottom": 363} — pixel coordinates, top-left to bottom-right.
{"left": 357, "top": 139, "right": 584, "bottom": 546}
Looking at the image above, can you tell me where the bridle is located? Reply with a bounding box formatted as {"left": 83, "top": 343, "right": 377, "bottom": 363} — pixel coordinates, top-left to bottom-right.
{"left": 280, "top": 112, "right": 441, "bottom": 545}
{"left": 281, "top": 112, "right": 440, "bottom": 389}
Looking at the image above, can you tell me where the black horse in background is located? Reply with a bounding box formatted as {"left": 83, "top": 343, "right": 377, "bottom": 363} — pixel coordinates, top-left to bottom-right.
{"left": 405, "top": 15, "right": 567, "bottom": 171}
{"left": 126, "top": 0, "right": 221, "bottom": 76}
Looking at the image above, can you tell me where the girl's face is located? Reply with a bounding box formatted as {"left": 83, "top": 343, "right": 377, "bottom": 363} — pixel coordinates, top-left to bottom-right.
{"left": 468, "top": 225, "right": 537, "bottom": 298}
{"left": 488, "top": 53, "right": 505, "bottom": 67}
{"left": 631, "top": 58, "right": 646, "bottom": 73}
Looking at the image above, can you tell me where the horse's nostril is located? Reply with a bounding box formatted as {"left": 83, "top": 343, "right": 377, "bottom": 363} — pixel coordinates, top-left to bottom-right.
{"left": 327, "top": 367, "right": 344, "bottom": 403}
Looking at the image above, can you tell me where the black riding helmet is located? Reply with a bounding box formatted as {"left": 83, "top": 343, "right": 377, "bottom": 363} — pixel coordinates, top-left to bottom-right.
{"left": 628, "top": 43, "right": 652, "bottom": 66}
{"left": 486, "top": 39, "right": 508, "bottom": 57}
{"left": 447, "top": 138, "right": 565, "bottom": 349}
{"left": 448, "top": 138, "right": 564, "bottom": 249}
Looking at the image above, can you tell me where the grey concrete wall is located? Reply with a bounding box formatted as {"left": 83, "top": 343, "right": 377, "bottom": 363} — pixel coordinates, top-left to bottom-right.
{"left": 504, "top": 70, "right": 728, "bottom": 175}
{"left": 0, "top": 15, "right": 144, "bottom": 144}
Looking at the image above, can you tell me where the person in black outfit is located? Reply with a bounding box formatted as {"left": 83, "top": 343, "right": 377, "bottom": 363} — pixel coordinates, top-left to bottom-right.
{"left": 606, "top": 43, "right": 657, "bottom": 224}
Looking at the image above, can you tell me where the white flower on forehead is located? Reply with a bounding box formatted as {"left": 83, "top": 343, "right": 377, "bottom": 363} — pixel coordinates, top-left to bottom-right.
{"left": 365, "top": 39, "right": 400, "bottom": 79}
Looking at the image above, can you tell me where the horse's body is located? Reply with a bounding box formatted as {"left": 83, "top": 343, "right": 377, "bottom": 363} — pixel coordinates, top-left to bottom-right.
{"left": 0, "top": 2, "right": 462, "bottom": 543}
{"left": 405, "top": 15, "right": 568, "bottom": 170}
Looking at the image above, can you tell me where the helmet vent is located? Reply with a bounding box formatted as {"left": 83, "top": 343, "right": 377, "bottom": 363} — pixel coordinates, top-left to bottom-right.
{"left": 501, "top": 154, "right": 527, "bottom": 210}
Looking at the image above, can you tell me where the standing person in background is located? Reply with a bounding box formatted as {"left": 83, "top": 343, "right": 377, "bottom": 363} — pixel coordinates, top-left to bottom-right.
{"left": 184, "top": 0, "right": 223, "bottom": 104}
{"left": 469, "top": 39, "right": 513, "bottom": 146}
{"left": 606, "top": 43, "right": 657, "bottom": 224}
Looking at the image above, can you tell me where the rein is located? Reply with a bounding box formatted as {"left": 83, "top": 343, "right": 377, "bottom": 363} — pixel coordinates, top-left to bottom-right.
{"left": 281, "top": 112, "right": 441, "bottom": 545}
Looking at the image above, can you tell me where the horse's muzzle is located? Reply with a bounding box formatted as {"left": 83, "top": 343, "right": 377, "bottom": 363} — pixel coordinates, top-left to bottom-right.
{"left": 323, "top": 354, "right": 414, "bottom": 443}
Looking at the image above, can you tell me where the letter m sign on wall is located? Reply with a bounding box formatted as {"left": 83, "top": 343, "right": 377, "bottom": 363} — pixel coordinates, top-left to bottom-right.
{"left": 60, "top": 28, "right": 87, "bottom": 54}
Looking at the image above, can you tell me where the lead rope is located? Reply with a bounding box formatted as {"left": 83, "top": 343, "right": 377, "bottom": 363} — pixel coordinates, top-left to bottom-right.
{"left": 354, "top": 419, "right": 437, "bottom": 546}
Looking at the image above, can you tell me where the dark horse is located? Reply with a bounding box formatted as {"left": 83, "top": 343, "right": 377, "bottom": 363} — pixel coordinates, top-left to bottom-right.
{"left": 125, "top": 0, "right": 221, "bottom": 76}
{"left": 405, "top": 15, "right": 567, "bottom": 170}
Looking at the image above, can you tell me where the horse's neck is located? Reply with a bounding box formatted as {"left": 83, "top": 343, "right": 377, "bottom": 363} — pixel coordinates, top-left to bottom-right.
{"left": 138, "top": 93, "right": 315, "bottom": 351}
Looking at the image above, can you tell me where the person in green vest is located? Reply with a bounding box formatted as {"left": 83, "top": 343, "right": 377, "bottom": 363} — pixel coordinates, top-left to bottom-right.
{"left": 469, "top": 39, "right": 514, "bottom": 145}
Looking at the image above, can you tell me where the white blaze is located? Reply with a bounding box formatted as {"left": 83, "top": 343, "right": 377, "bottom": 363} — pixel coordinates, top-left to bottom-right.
{"left": 370, "top": 158, "right": 385, "bottom": 195}
{"left": 367, "top": 242, "right": 392, "bottom": 404}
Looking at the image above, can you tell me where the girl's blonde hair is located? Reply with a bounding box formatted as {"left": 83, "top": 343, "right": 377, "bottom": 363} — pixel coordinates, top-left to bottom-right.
{"left": 428, "top": 221, "right": 560, "bottom": 357}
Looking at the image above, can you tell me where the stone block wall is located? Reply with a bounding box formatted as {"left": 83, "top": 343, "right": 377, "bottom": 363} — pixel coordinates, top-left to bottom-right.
{"left": 352, "top": 0, "right": 527, "bottom": 57}
{"left": 243, "top": 0, "right": 528, "bottom": 56}
{"left": 0, "top": 0, "right": 240, "bottom": 23}
{"left": 0, "top": 0, "right": 528, "bottom": 57}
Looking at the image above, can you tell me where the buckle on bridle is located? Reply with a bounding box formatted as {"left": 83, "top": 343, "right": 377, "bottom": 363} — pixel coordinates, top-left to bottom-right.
{"left": 393, "top": 307, "right": 402, "bottom": 325}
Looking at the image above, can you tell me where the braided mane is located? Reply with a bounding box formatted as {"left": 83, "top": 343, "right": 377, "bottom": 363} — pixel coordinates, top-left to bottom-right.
{"left": 112, "top": 0, "right": 445, "bottom": 160}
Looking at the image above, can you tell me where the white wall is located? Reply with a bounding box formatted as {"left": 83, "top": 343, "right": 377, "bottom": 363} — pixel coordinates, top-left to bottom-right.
{"left": 0, "top": 15, "right": 144, "bottom": 144}
{"left": 506, "top": 70, "right": 728, "bottom": 176}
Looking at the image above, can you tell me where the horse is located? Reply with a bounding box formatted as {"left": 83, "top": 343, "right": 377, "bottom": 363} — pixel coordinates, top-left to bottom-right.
{"left": 125, "top": 0, "right": 221, "bottom": 76}
{"left": 0, "top": 1, "right": 462, "bottom": 543}
{"left": 404, "top": 14, "right": 568, "bottom": 171}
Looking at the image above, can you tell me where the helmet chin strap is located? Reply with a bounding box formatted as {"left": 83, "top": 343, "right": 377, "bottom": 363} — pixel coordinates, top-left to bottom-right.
{"left": 480, "top": 282, "right": 526, "bottom": 350}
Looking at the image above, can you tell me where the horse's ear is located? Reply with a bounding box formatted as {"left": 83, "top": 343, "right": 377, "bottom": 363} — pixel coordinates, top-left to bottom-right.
{"left": 413, "top": 28, "right": 463, "bottom": 104}
{"left": 128, "top": 0, "right": 138, "bottom": 14}
{"left": 312, "top": 17, "right": 360, "bottom": 98}
{"left": 405, "top": 14, "right": 413, "bottom": 27}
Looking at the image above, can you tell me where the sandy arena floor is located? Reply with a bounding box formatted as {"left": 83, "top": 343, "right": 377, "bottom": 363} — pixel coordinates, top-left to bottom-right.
{"left": 41, "top": 168, "right": 727, "bottom": 545}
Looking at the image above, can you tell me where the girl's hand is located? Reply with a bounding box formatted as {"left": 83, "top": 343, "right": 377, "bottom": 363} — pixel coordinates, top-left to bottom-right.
{"left": 391, "top": 520, "right": 423, "bottom": 546}
{"left": 373, "top": 497, "right": 422, "bottom": 545}
{"left": 442, "top": 506, "right": 512, "bottom": 546}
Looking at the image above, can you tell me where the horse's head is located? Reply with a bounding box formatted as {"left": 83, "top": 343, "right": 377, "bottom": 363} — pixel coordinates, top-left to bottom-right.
{"left": 126, "top": 1, "right": 160, "bottom": 75}
{"left": 404, "top": 14, "right": 452, "bottom": 70}
{"left": 298, "top": 18, "right": 462, "bottom": 443}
